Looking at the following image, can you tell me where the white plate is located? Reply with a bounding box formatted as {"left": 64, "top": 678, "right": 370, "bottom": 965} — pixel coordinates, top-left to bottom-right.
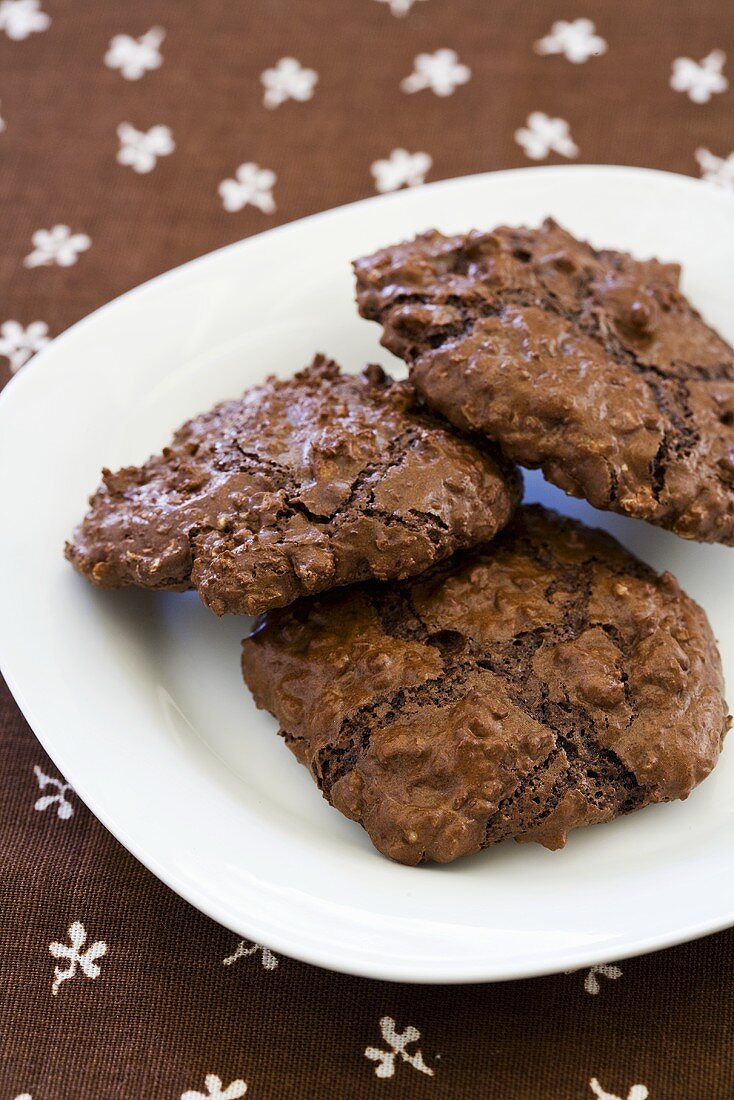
{"left": 1, "top": 166, "right": 733, "bottom": 984}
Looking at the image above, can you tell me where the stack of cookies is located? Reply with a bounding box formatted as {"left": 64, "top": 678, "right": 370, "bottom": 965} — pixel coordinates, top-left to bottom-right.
{"left": 66, "top": 219, "right": 732, "bottom": 866}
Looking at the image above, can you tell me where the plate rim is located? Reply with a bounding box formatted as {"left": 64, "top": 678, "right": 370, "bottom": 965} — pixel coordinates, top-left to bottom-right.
{"left": 2, "top": 163, "right": 734, "bottom": 984}
{"left": 3, "top": 160, "right": 732, "bottom": 412}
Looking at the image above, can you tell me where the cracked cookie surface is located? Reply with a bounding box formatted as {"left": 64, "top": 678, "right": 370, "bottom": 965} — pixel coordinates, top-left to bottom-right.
{"left": 65, "top": 355, "right": 520, "bottom": 615}
{"left": 242, "top": 505, "right": 729, "bottom": 864}
{"left": 354, "top": 219, "right": 734, "bottom": 545}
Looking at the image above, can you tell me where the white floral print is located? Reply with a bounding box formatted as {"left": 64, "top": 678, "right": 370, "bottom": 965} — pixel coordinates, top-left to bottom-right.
{"left": 261, "top": 57, "right": 318, "bottom": 109}
{"left": 365, "top": 1016, "right": 433, "bottom": 1079}
{"left": 49, "top": 921, "right": 107, "bottom": 996}
{"left": 222, "top": 939, "right": 278, "bottom": 970}
{"left": 695, "top": 146, "right": 734, "bottom": 190}
{"left": 670, "top": 50, "right": 727, "bottom": 104}
{"left": 105, "top": 27, "right": 165, "bottom": 81}
{"left": 14, "top": 1094, "right": 32, "bottom": 1100}
{"left": 181, "top": 1074, "right": 247, "bottom": 1100}
{"left": 374, "top": 0, "right": 427, "bottom": 15}
{"left": 0, "top": 0, "right": 50, "bottom": 40}
{"left": 24, "top": 224, "right": 91, "bottom": 268}
{"left": 371, "top": 148, "right": 432, "bottom": 192}
{"left": 0, "top": 100, "right": 6, "bottom": 134}
{"left": 565, "top": 963, "right": 625, "bottom": 994}
{"left": 582, "top": 964, "right": 622, "bottom": 994}
{"left": 515, "top": 111, "right": 578, "bottom": 160}
{"left": 33, "top": 764, "right": 74, "bottom": 820}
{"left": 219, "top": 163, "right": 276, "bottom": 213}
{"left": 535, "top": 19, "right": 607, "bottom": 64}
{"left": 0, "top": 319, "right": 49, "bottom": 373}
{"left": 401, "top": 48, "right": 470, "bottom": 96}
{"left": 117, "top": 123, "right": 175, "bottom": 174}
{"left": 590, "top": 1079, "right": 648, "bottom": 1100}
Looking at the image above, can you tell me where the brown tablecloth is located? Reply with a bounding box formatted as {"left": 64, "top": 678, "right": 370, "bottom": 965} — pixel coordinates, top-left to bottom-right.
{"left": 2, "top": 2, "right": 734, "bottom": 1097}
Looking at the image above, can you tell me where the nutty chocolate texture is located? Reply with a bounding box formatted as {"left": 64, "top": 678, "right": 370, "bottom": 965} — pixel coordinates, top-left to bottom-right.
{"left": 354, "top": 219, "right": 734, "bottom": 545}
{"left": 66, "top": 356, "right": 520, "bottom": 615}
{"left": 242, "top": 506, "right": 730, "bottom": 865}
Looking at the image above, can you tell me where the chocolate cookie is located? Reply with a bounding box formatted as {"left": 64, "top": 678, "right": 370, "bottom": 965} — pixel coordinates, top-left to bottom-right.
{"left": 242, "top": 505, "right": 730, "bottom": 865}
{"left": 66, "top": 356, "right": 520, "bottom": 616}
{"left": 354, "top": 219, "right": 734, "bottom": 545}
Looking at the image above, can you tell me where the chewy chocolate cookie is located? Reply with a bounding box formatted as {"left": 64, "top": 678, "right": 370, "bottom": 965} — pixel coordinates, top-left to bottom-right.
{"left": 354, "top": 219, "right": 734, "bottom": 545}
{"left": 66, "top": 356, "right": 520, "bottom": 616}
{"left": 242, "top": 505, "right": 729, "bottom": 865}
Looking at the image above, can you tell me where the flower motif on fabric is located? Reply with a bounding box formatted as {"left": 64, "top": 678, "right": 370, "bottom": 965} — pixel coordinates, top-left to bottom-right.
{"left": 590, "top": 1079, "right": 648, "bottom": 1100}
{"left": 515, "top": 112, "right": 578, "bottom": 160}
{"left": 695, "top": 147, "right": 734, "bottom": 190}
{"left": 582, "top": 963, "right": 622, "bottom": 994}
{"left": 535, "top": 19, "right": 607, "bottom": 63}
{"left": 670, "top": 50, "right": 727, "bottom": 103}
{"left": 14, "top": 1093, "right": 32, "bottom": 1100}
{"left": 261, "top": 57, "right": 318, "bottom": 109}
{"left": 0, "top": 0, "right": 50, "bottom": 40}
{"left": 0, "top": 320, "right": 49, "bottom": 373}
{"left": 0, "top": 100, "right": 6, "bottom": 133}
{"left": 219, "top": 163, "right": 276, "bottom": 213}
{"left": 49, "top": 921, "right": 108, "bottom": 996}
{"left": 117, "top": 123, "right": 175, "bottom": 174}
{"left": 401, "top": 49, "right": 470, "bottom": 96}
{"left": 24, "top": 224, "right": 91, "bottom": 268}
{"left": 566, "top": 963, "right": 623, "bottom": 995}
{"left": 33, "top": 764, "right": 74, "bottom": 820}
{"left": 371, "top": 148, "right": 432, "bottom": 192}
{"left": 374, "top": 0, "right": 427, "bottom": 15}
{"left": 105, "top": 27, "right": 165, "bottom": 80}
{"left": 365, "top": 1016, "right": 434, "bottom": 1079}
{"left": 181, "top": 1074, "right": 247, "bottom": 1100}
{"left": 222, "top": 939, "right": 278, "bottom": 970}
